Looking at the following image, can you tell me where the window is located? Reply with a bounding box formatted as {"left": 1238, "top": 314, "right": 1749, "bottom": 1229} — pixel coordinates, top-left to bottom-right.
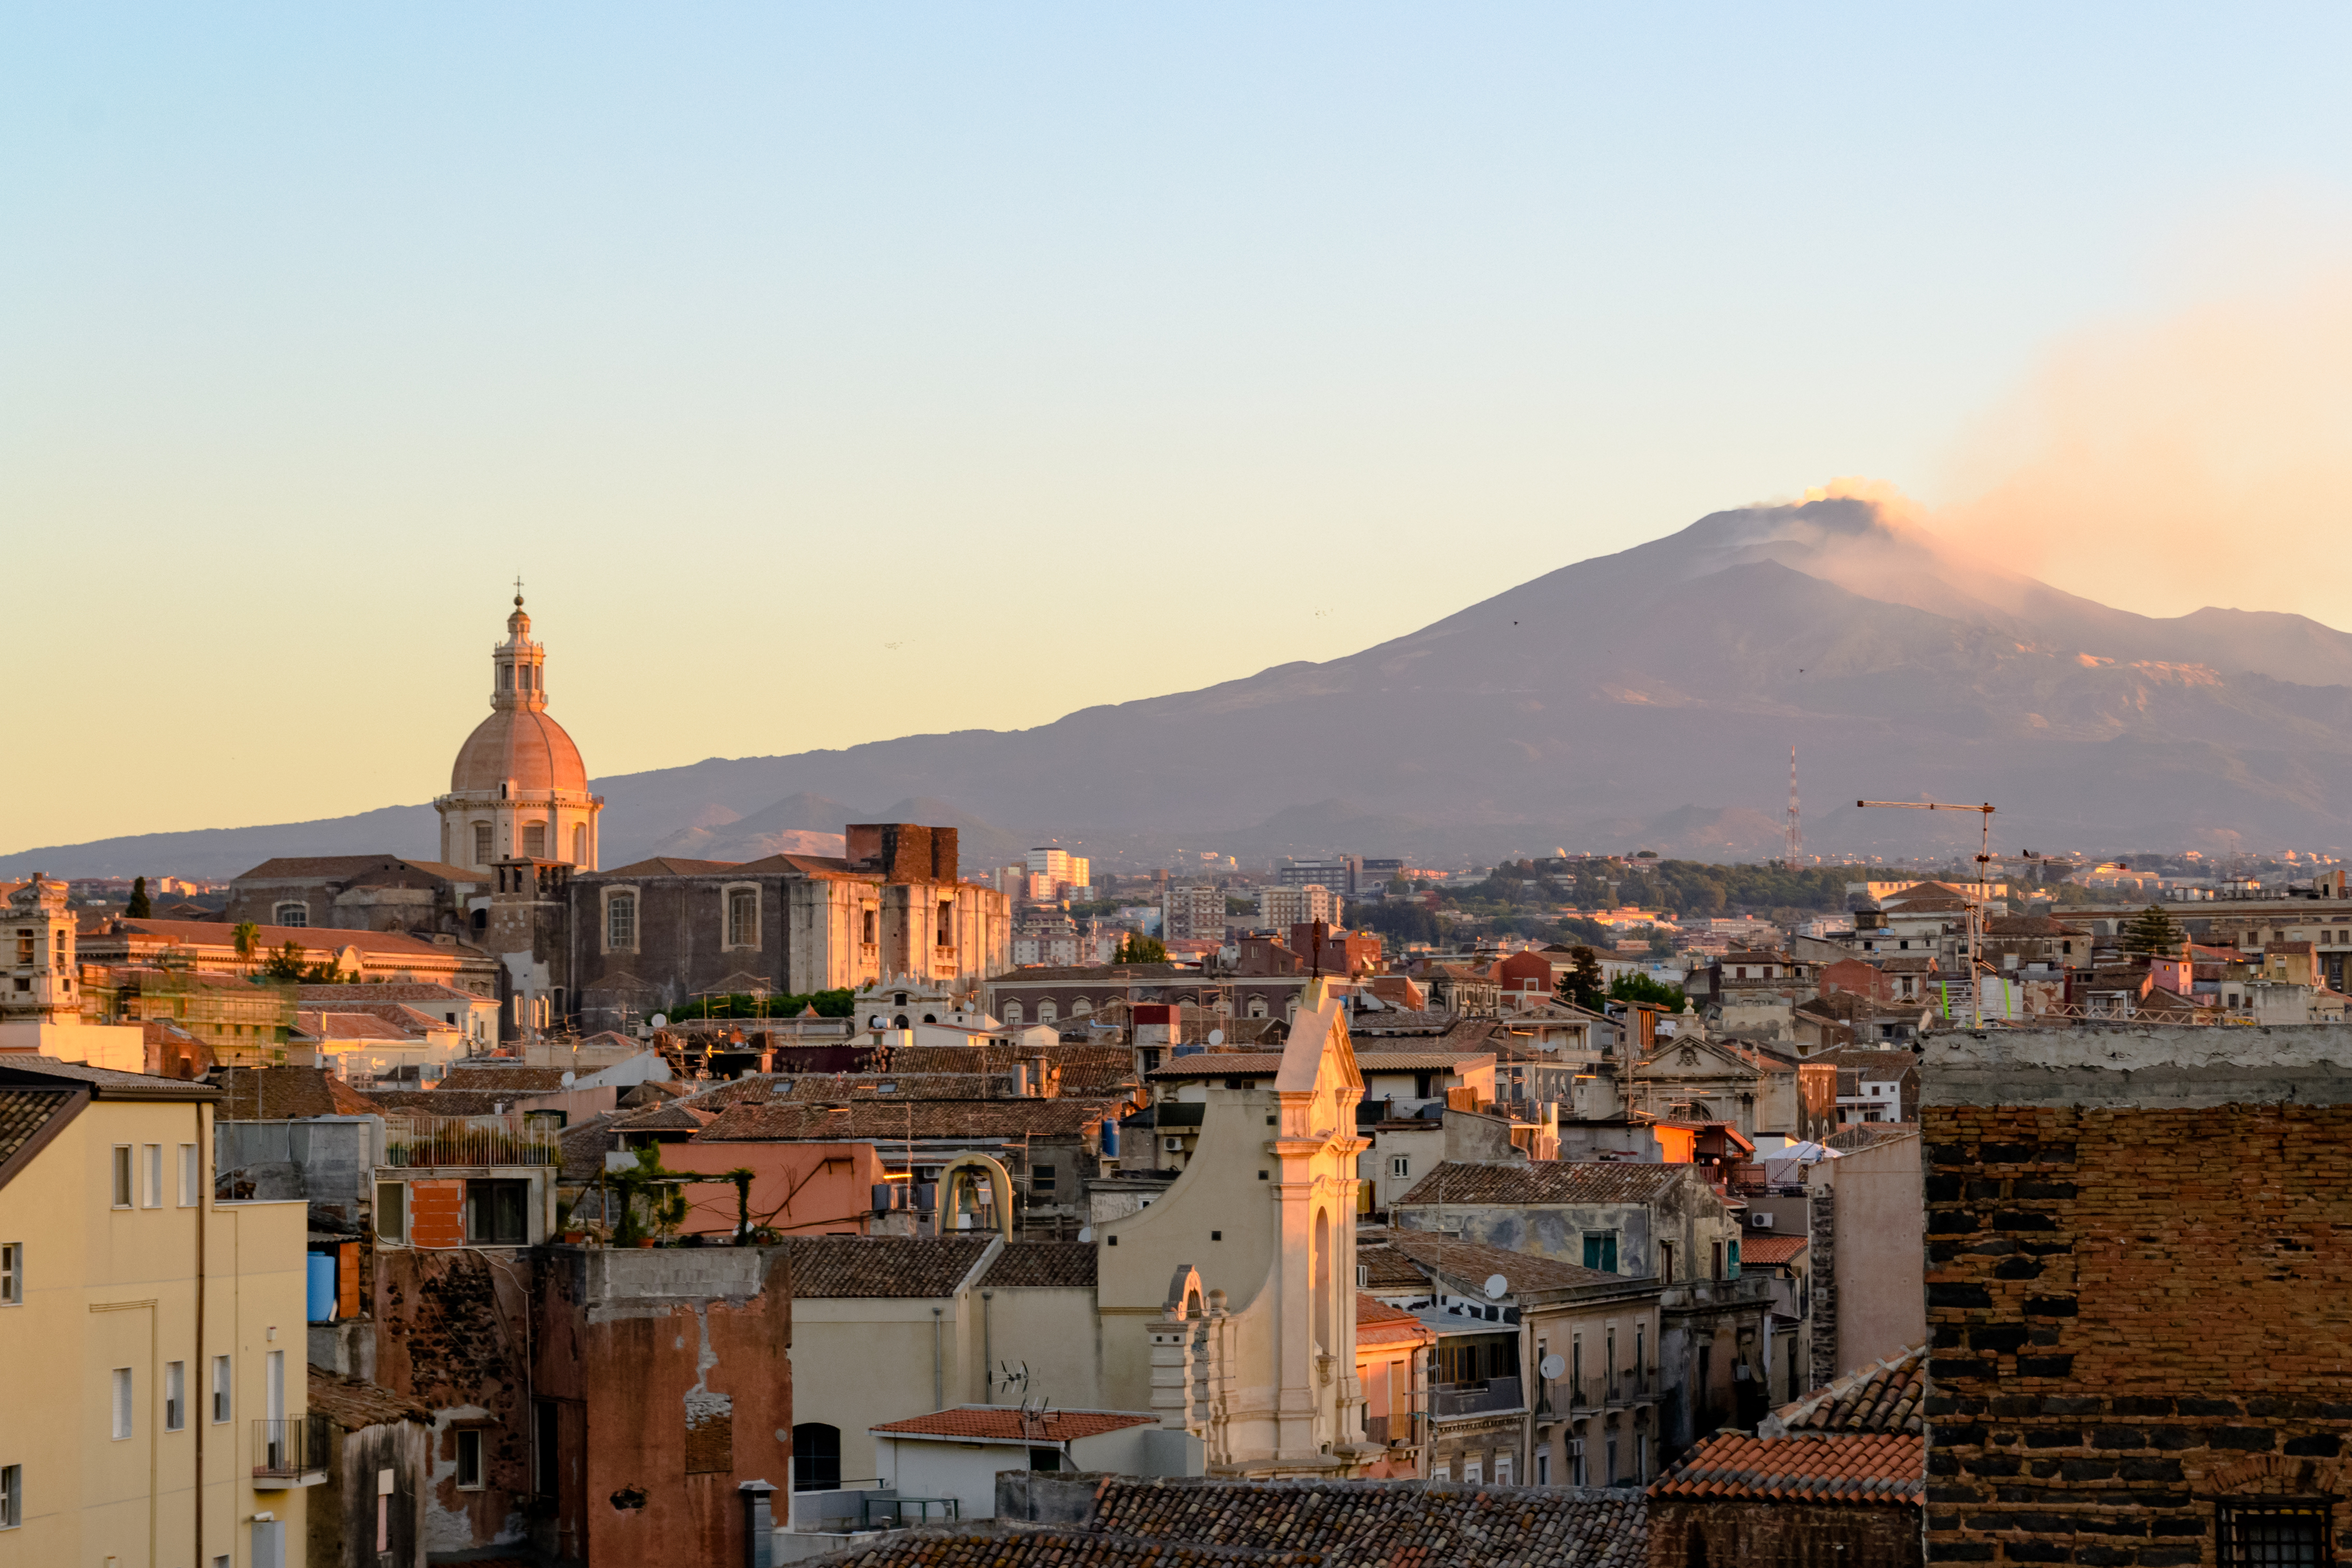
{"left": 1390, "top": 1155, "right": 1411, "bottom": 1180}
{"left": 455, "top": 1428, "right": 485, "bottom": 1490}
{"left": 1636, "top": 1324, "right": 1646, "bottom": 1390}
{"left": 523, "top": 823, "right": 546, "bottom": 858}
{"left": 212, "top": 1355, "right": 232, "bottom": 1423}
{"left": 112, "top": 1367, "right": 133, "bottom": 1439}
{"left": 178, "top": 1144, "right": 199, "bottom": 1206}
{"left": 1432, "top": 1465, "right": 1450, "bottom": 1483}
{"left": 1659, "top": 1242, "right": 1674, "bottom": 1283}
{"left": 2218, "top": 1502, "right": 2331, "bottom": 1566}
{"left": 1037, "top": 1002, "right": 1058, "bottom": 1024}
{"left": 1494, "top": 1454, "right": 1513, "bottom": 1485}
{"left": 1582, "top": 1232, "right": 1618, "bottom": 1272}
{"left": 1031, "top": 1164, "right": 1057, "bottom": 1194}
{"left": 860, "top": 909, "right": 876, "bottom": 946}
{"left": 937, "top": 899, "right": 954, "bottom": 945}
{"left": 143, "top": 1144, "right": 162, "bottom": 1208}
{"left": 1028, "top": 1447, "right": 1061, "bottom": 1473}
{"left": 466, "top": 1180, "right": 530, "bottom": 1245}
{"left": 534, "top": 1399, "right": 560, "bottom": 1497}
{"left": 1727, "top": 1238, "right": 1741, "bottom": 1279}
{"left": 572, "top": 824, "right": 588, "bottom": 864}
{"left": 112, "top": 1145, "right": 132, "bottom": 1208}
{"left": 1536, "top": 1449, "right": 1549, "bottom": 1485}
{"left": 473, "top": 823, "right": 494, "bottom": 864}
{"left": 377, "top": 1182, "right": 407, "bottom": 1243}
{"left": 1003, "top": 1002, "right": 1023, "bottom": 1025}
{"left": 1711, "top": 1241, "right": 1725, "bottom": 1280}
{"left": 1461, "top": 1459, "right": 1482, "bottom": 1483}
{"left": 0, "top": 1463, "right": 17, "bottom": 1529}
{"left": 792, "top": 1423, "right": 842, "bottom": 1492}
{"left": 606, "top": 893, "right": 637, "bottom": 951}
{"left": 166, "top": 1361, "right": 186, "bottom": 1431}
{"left": 727, "top": 888, "right": 758, "bottom": 948}
{"left": 0, "top": 1243, "right": 18, "bottom": 1304}
{"left": 1606, "top": 1432, "right": 1618, "bottom": 1486}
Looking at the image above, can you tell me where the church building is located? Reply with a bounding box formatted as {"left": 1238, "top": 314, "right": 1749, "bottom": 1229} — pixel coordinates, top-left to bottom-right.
{"left": 224, "top": 593, "right": 1010, "bottom": 1041}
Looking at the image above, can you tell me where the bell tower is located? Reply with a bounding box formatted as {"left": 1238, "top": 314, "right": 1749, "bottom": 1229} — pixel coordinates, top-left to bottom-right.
{"left": 493, "top": 590, "right": 549, "bottom": 715}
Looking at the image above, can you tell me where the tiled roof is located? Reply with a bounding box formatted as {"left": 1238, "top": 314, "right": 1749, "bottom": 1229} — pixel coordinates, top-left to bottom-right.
{"left": 293, "top": 1010, "right": 421, "bottom": 1043}
{"left": 112, "top": 918, "right": 465, "bottom": 958}
{"left": 297, "top": 982, "right": 482, "bottom": 1005}
{"left": 441, "top": 1064, "right": 575, "bottom": 1090}
{"left": 1355, "top": 1292, "right": 1434, "bottom": 1347}
{"left": 871, "top": 1406, "right": 1156, "bottom": 1441}
{"left": 617, "top": 1080, "right": 686, "bottom": 1106}
{"left": 611, "top": 1102, "right": 717, "bottom": 1133}
{"left": 1145, "top": 1053, "right": 1289, "bottom": 1079}
{"left": 1393, "top": 1160, "right": 1683, "bottom": 1208}
{"left": 785, "top": 1236, "right": 997, "bottom": 1298}
{"left": 0, "top": 1088, "right": 78, "bottom": 1182}
{"left": 236, "top": 855, "right": 478, "bottom": 883}
{"left": 694, "top": 1097, "right": 1118, "bottom": 1142}
{"left": 1651, "top": 1432, "right": 1924, "bottom": 1503}
{"left": 1767, "top": 1344, "right": 1927, "bottom": 1436}
{"left": 772, "top": 1073, "right": 1002, "bottom": 1101}
{"left": 598, "top": 856, "right": 746, "bottom": 877}
{"left": 980, "top": 1242, "right": 1097, "bottom": 1289}
{"left": 1084, "top": 1477, "right": 1647, "bottom": 1566}
{"left": 215, "top": 1066, "right": 361, "bottom": 1121}
{"left": 306, "top": 1366, "right": 432, "bottom": 1428}
{"left": 1364, "top": 1227, "right": 1643, "bottom": 1296}
{"left": 1354, "top": 1052, "right": 1496, "bottom": 1072}
{"left": 1739, "top": 1233, "right": 1807, "bottom": 1266}
{"left": 559, "top": 1112, "right": 626, "bottom": 1183}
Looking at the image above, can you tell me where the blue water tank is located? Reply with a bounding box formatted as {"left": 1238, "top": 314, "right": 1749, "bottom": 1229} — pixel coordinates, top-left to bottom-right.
{"left": 306, "top": 1252, "right": 336, "bottom": 1323}
{"left": 1100, "top": 1119, "right": 1119, "bottom": 1158}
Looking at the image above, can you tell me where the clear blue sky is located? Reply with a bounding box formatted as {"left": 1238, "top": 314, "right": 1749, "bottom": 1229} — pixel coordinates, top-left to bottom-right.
{"left": 8, "top": 4, "right": 2352, "bottom": 849}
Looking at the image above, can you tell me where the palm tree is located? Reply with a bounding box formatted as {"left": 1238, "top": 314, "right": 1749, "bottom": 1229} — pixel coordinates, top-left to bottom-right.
{"left": 232, "top": 922, "right": 261, "bottom": 975}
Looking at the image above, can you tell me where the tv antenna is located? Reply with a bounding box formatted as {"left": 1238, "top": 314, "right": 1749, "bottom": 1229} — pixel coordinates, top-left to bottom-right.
{"left": 1856, "top": 799, "right": 1996, "bottom": 1028}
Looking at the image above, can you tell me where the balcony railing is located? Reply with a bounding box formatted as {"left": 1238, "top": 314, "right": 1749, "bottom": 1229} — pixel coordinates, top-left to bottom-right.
{"left": 253, "top": 1414, "right": 331, "bottom": 1480}
{"left": 1432, "top": 1375, "right": 1524, "bottom": 1420}
{"left": 382, "top": 1116, "right": 559, "bottom": 1168}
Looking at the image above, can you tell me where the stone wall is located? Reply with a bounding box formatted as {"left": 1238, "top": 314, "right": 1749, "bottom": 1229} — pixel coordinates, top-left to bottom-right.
{"left": 1648, "top": 1496, "right": 1922, "bottom": 1568}
{"left": 1920, "top": 1026, "right": 2352, "bottom": 1566}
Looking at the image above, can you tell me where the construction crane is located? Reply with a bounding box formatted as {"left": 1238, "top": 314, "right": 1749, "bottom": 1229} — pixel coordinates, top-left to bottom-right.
{"left": 1856, "top": 799, "right": 1997, "bottom": 1028}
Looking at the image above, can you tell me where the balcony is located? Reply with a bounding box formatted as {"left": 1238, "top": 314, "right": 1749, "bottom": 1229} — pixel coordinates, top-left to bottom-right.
{"left": 253, "top": 1414, "right": 331, "bottom": 1488}
{"left": 1432, "top": 1375, "right": 1524, "bottom": 1420}
{"left": 382, "top": 1116, "right": 559, "bottom": 1168}
{"left": 1364, "top": 1411, "right": 1429, "bottom": 1449}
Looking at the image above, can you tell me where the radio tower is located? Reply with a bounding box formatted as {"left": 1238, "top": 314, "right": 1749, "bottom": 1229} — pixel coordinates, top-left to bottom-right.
{"left": 1786, "top": 746, "right": 1804, "bottom": 866}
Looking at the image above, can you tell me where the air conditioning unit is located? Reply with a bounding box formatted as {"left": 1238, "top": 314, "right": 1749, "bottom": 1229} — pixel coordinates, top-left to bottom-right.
{"left": 1750, "top": 1213, "right": 1776, "bottom": 1229}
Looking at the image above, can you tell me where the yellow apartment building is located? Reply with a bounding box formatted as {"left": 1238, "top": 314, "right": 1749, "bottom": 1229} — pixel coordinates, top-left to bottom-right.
{"left": 0, "top": 1058, "right": 310, "bottom": 1568}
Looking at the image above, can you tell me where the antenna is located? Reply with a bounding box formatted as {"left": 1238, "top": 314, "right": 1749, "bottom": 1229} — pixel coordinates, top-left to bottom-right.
{"left": 1787, "top": 747, "right": 1804, "bottom": 866}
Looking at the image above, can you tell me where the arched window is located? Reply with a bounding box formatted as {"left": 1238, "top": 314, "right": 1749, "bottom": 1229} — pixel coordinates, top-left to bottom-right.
{"left": 522, "top": 822, "right": 546, "bottom": 859}
{"left": 1071, "top": 997, "right": 1092, "bottom": 1018}
{"left": 572, "top": 824, "right": 588, "bottom": 865}
{"left": 273, "top": 903, "right": 308, "bottom": 928}
{"left": 726, "top": 887, "right": 758, "bottom": 948}
{"left": 1247, "top": 996, "right": 1268, "bottom": 1019}
{"left": 791, "top": 1423, "right": 840, "bottom": 1492}
{"left": 1037, "top": 1002, "right": 1058, "bottom": 1025}
{"left": 1003, "top": 1002, "right": 1024, "bottom": 1025}
{"left": 606, "top": 893, "right": 637, "bottom": 951}
{"left": 893, "top": 1014, "right": 909, "bottom": 1029}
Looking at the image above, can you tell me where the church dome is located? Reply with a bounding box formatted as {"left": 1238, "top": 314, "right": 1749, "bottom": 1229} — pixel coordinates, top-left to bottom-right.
{"left": 450, "top": 708, "right": 589, "bottom": 796}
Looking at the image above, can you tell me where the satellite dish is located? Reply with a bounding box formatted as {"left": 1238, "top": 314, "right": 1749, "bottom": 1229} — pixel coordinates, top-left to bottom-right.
{"left": 1540, "top": 1353, "right": 1566, "bottom": 1381}
{"left": 1208, "top": 1029, "right": 1225, "bottom": 1046}
{"left": 650, "top": 1014, "right": 667, "bottom": 1029}
{"left": 1483, "top": 1273, "right": 1509, "bottom": 1301}
{"left": 560, "top": 1071, "right": 575, "bottom": 1088}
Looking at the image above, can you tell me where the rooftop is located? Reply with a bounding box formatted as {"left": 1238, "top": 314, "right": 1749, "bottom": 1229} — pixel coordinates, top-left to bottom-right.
{"left": 1651, "top": 1432, "right": 1924, "bottom": 1504}
{"left": 1363, "top": 1226, "right": 1649, "bottom": 1297}
{"left": 870, "top": 1406, "right": 1156, "bottom": 1442}
{"left": 785, "top": 1236, "right": 995, "bottom": 1298}
{"left": 1765, "top": 1344, "right": 1927, "bottom": 1436}
{"left": 1393, "top": 1160, "right": 1684, "bottom": 1208}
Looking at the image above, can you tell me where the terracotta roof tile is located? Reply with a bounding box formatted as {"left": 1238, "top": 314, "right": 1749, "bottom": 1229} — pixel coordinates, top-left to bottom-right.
{"left": 1766, "top": 1344, "right": 1927, "bottom": 1436}
{"left": 1394, "top": 1160, "right": 1686, "bottom": 1208}
{"left": 1738, "top": 1233, "right": 1807, "bottom": 1266}
{"left": 693, "top": 1097, "right": 1120, "bottom": 1142}
{"left": 1083, "top": 1477, "right": 1647, "bottom": 1565}
{"left": 1651, "top": 1432, "right": 1923, "bottom": 1503}
{"left": 980, "top": 1242, "right": 1097, "bottom": 1289}
{"left": 785, "top": 1236, "right": 995, "bottom": 1298}
{"left": 0, "top": 1088, "right": 78, "bottom": 1179}
{"left": 870, "top": 1406, "right": 1155, "bottom": 1441}
{"left": 1362, "top": 1226, "right": 1645, "bottom": 1296}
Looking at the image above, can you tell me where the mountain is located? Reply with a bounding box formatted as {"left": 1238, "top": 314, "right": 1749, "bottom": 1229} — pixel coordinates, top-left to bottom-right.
{"left": 14, "top": 495, "right": 2352, "bottom": 878}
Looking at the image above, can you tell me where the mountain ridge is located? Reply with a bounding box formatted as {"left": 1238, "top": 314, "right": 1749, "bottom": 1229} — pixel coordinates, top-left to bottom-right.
{"left": 12, "top": 496, "right": 2352, "bottom": 878}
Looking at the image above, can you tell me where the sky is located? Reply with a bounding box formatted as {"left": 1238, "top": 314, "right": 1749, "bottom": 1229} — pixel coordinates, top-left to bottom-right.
{"left": 10, "top": 4, "right": 2352, "bottom": 852}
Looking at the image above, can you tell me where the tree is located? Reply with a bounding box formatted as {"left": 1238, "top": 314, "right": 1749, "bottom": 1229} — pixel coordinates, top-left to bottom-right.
{"left": 1555, "top": 946, "right": 1607, "bottom": 1011}
{"left": 260, "top": 941, "right": 309, "bottom": 982}
{"left": 1609, "top": 972, "right": 1686, "bottom": 1010}
{"left": 231, "top": 922, "right": 261, "bottom": 972}
{"left": 2123, "top": 904, "right": 2183, "bottom": 958}
{"left": 126, "top": 877, "right": 151, "bottom": 918}
{"left": 1115, "top": 934, "right": 1169, "bottom": 964}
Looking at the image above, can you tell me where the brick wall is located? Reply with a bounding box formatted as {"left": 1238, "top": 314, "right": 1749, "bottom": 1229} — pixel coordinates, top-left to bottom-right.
{"left": 1649, "top": 1496, "right": 1923, "bottom": 1568}
{"left": 408, "top": 1177, "right": 465, "bottom": 1247}
{"left": 1922, "top": 1101, "right": 2352, "bottom": 1564}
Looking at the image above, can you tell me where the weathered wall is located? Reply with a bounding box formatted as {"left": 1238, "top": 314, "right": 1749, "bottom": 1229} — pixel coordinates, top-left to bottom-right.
{"left": 372, "top": 1247, "right": 534, "bottom": 1553}
{"left": 1648, "top": 1496, "right": 1923, "bottom": 1568}
{"left": 1828, "top": 1130, "right": 1925, "bottom": 1378}
{"left": 534, "top": 1246, "right": 794, "bottom": 1568}
{"left": 310, "top": 1419, "right": 430, "bottom": 1568}
{"left": 1922, "top": 1025, "right": 2352, "bottom": 1566}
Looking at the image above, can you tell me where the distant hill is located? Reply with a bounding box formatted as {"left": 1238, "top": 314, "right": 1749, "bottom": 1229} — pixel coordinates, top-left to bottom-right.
{"left": 13, "top": 495, "right": 2352, "bottom": 879}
